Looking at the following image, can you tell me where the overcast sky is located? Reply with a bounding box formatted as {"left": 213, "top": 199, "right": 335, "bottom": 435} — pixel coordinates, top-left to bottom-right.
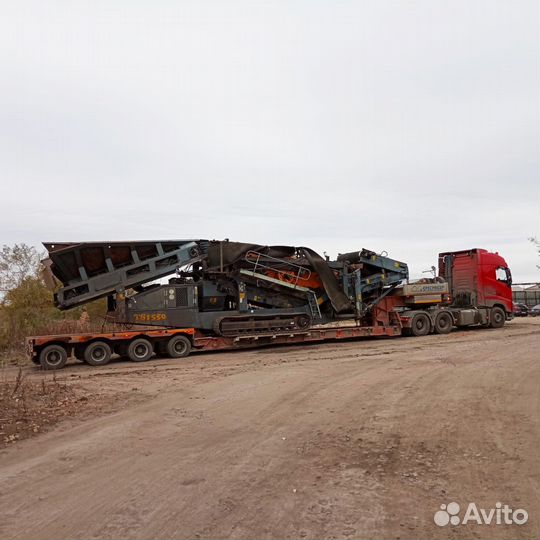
{"left": 1, "top": 1, "right": 539, "bottom": 281}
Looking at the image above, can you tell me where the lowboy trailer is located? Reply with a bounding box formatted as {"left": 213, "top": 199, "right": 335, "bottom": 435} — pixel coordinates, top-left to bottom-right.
{"left": 26, "top": 321, "right": 401, "bottom": 370}
{"left": 27, "top": 241, "right": 513, "bottom": 369}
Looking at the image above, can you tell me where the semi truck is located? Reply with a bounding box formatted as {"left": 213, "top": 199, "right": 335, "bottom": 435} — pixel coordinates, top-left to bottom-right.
{"left": 27, "top": 240, "right": 513, "bottom": 370}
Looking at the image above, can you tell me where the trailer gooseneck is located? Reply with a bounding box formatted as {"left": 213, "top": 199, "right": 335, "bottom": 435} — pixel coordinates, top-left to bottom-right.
{"left": 28, "top": 240, "right": 513, "bottom": 369}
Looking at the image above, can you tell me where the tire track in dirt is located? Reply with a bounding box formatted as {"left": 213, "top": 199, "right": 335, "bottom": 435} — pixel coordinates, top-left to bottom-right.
{"left": 0, "top": 319, "right": 538, "bottom": 539}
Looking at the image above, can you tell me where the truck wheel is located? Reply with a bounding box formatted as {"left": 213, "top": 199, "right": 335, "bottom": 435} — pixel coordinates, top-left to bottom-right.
{"left": 490, "top": 307, "right": 505, "bottom": 328}
{"left": 411, "top": 313, "right": 431, "bottom": 336}
{"left": 434, "top": 311, "right": 453, "bottom": 334}
{"left": 166, "top": 335, "right": 191, "bottom": 358}
{"left": 127, "top": 338, "right": 154, "bottom": 362}
{"left": 39, "top": 344, "right": 68, "bottom": 370}
{"left": 84, "top": 341, "right": 112, "bottom": 366}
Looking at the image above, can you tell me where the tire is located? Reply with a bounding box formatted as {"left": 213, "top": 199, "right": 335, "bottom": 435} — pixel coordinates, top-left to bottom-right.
{"left": 410, "top": 313, "right": 431, "bottom": 336}
{"left": 127, "top": 338, "right": 154, "bottom": 362}
{"left": 490, "top": 307, "right": 505, "bottom": 328}
{"left": 39, "top": 344, "right": 68, "bottom": 370}
{"left": 166, "top": 335, "right": 192, "bottom": 358}
{"left": 434, "top": 311, "right": 453, "bottom": 334}
{"left": 83, "top": 341, "right": 112, "bottom": 367}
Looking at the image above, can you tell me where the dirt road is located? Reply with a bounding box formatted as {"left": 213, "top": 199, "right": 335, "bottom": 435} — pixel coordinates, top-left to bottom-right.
{"left": 1, "top": 319, "right": 538, "bottom": 540}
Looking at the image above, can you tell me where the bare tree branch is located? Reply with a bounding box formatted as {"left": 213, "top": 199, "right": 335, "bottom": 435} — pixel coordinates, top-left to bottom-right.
{"left": 0, "top": 244, "right": 41, "bottom": 293}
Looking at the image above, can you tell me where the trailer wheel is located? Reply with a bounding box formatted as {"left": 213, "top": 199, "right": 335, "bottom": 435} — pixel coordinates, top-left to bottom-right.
{"left": 489, "top": 307, "right": 505, "bottom": 328}
{"left": 434, "top": 311, "right": 453, "bottom": 334}
{"left": 127, "top": 338, "right": 154, "bottom": 362}
{"left": 83, "top": 341, "right": 112, "bottom": 366}
{"left": 410, "top": 313, "right": 431, "bottom": 336}
{"left": 166, "top": 335, "right": 191, "bottom": 358}
{"left": 39, "top": 344, "right": 68, "bottom": 370}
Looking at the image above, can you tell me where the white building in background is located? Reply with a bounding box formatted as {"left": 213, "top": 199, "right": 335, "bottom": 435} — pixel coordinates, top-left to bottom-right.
{"left": 512, "top": 283, "right": 540, "bottom": 307}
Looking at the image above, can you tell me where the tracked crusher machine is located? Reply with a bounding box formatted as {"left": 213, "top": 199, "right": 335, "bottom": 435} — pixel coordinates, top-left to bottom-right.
{"left": 42, "top": 239, "right": 410, "bottom": 336}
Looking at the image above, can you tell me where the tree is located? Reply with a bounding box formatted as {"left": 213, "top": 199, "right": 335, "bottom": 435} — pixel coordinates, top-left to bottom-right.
{"left": 0, "top": 244, "right": 42, "bottom": 294}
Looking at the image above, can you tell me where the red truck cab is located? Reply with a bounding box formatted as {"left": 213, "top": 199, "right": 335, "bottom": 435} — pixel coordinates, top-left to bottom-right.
{"left": 438, "top": 249, "right": 513, "bottom": 322}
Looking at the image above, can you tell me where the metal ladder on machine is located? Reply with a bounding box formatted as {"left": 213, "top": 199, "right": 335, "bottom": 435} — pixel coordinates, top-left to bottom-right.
{"left": 307, "top": 291, "right": 322, "bottom": 322}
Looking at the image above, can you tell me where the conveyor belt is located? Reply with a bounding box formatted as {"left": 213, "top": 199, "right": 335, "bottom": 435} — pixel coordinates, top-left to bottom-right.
{"left": 43, "top": 240, "right": 207, "bottom": 309}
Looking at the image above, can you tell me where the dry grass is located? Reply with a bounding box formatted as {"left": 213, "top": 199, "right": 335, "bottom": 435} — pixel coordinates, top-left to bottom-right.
{"left": 0, "top": 367, "right": 85, "bottom": 445}
{"left": 0, "top": 348, "right": 27, "bottom": 367}
{"left": 30, "top": 316, "right": 122, "bottom": 336}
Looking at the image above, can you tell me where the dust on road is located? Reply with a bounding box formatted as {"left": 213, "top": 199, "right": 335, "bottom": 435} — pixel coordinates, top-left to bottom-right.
{"left": 0, "top": 319, "right": 538, "bottom": 540}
